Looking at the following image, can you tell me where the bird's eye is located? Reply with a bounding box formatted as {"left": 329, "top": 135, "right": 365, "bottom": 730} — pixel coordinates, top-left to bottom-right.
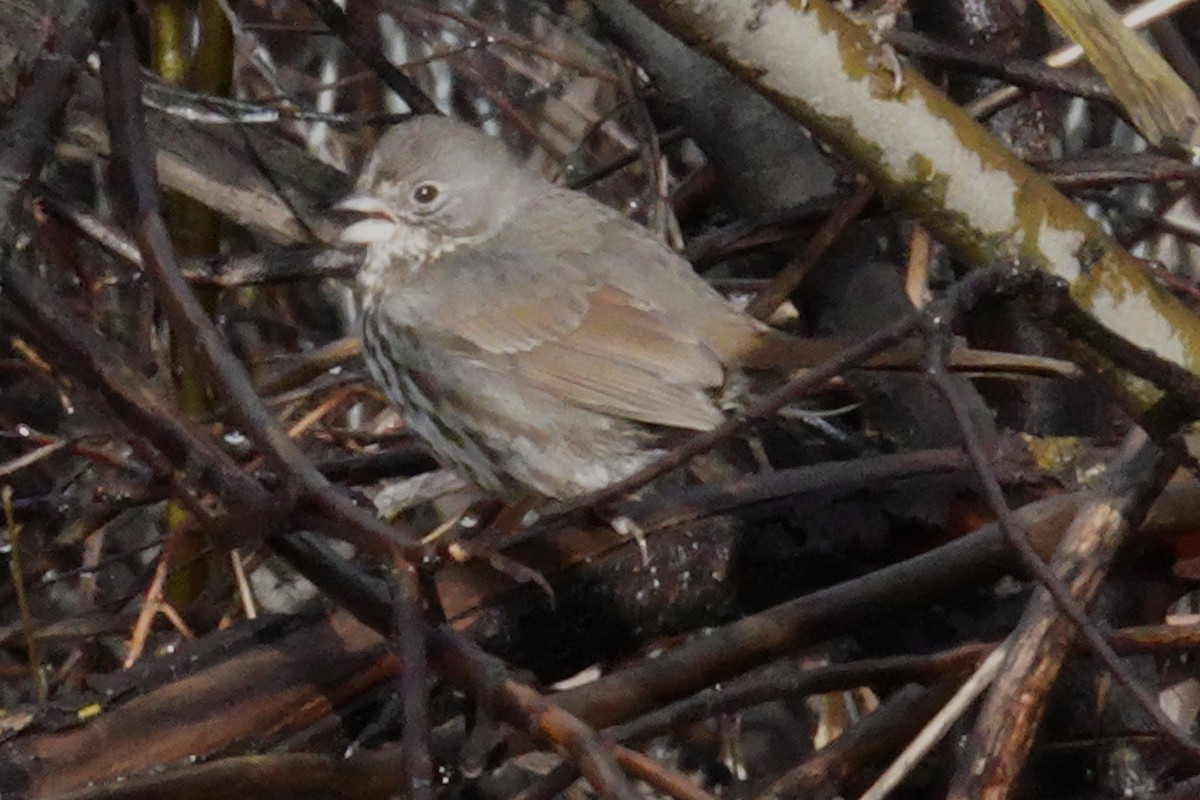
{"left": 412, "top": 183, "right": 440, "bottom": 204}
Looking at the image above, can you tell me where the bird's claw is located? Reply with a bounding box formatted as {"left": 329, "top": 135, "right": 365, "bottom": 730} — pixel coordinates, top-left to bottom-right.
{"left": 609, "top": 514, "right": 650, "bottom": 567}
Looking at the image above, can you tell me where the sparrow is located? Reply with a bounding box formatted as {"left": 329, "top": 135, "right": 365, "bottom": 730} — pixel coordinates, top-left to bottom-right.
{"left": 336, "top": 116, "right": 1073, "bottom": 500}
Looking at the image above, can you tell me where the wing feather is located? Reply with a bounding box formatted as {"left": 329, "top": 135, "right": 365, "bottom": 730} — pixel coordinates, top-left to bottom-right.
{"left": 380, "top": 210, "right": 732, "bottom": 431}
{"left": 414, "top": 271, "right": 724, "bottom": 429}
{"left": 516, "top": 343, "right": 722, "bottom": 430}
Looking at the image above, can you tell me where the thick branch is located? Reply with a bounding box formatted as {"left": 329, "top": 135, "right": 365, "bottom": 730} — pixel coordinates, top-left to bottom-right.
{"left": 630, "top": 0, "right": 1200, "bottom": 421}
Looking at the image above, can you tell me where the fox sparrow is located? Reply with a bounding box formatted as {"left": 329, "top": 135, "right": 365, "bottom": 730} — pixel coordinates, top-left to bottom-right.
{"left": 336, "top": 116, "right": 1065, "bottom": 501}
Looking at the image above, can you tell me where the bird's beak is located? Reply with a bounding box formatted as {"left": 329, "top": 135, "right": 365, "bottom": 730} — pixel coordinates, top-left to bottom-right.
{"left": 332, "top": 194, "right": 399, "bottom": 245}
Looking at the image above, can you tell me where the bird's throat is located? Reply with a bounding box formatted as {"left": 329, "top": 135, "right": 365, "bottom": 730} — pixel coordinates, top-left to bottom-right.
{"left": 357, "top": 223, "right": 453, "bottom": 296}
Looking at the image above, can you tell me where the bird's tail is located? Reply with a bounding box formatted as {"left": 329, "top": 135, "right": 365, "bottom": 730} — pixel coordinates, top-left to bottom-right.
{"left": 728, "top": 325, "right": 1082, "bottom": 380}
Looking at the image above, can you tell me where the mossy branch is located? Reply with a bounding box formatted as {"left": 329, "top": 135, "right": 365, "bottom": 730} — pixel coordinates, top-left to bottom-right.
{"left": 635, "top": 0, "right": 1200, "bottom": 423}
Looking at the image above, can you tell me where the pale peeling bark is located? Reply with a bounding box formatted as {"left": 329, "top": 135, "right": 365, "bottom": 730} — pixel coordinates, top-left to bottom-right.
{"left": 635, "top": 0, "right": 1200, "bottom": 418}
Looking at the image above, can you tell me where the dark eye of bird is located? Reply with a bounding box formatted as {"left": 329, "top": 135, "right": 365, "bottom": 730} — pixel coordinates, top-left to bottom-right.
{"left": 413, "top": 184, "right": 440, "bottom": 204}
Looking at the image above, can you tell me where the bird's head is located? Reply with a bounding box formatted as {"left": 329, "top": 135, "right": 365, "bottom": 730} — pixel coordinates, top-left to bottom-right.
{"left": 334, "top": 116, "right": 542, "bottom": 257}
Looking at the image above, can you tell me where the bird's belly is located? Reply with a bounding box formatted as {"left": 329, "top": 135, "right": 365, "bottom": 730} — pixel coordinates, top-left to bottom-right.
{"left": 362, "top": 313, "right": 511, "bottom": 495}
{"left": 361, "top": 313, "right": 661, "bottom": 500}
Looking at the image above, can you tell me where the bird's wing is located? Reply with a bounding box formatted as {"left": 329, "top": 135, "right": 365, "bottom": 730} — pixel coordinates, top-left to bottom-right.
{"left": 399, "top": 246, "right": 726, "bottom": 431}
{"left": 514, "top": 286, "right": 725, "bottom": 431}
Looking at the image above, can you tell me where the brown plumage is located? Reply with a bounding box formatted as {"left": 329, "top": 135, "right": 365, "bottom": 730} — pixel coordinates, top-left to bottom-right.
{"left": 337, "top": 116, "right": 1072, "bottom": 500}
